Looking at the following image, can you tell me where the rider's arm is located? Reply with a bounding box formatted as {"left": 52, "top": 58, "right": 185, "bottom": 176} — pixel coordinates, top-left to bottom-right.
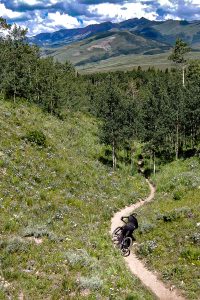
{"left": 121, "top": 216, "right": 128, "bottom": 223}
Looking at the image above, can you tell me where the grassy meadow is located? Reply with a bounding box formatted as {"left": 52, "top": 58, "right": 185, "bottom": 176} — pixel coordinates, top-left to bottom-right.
{"left": 77, "top": 51, "right": 200, "bottom": 74}
{"left": 46, "top": 39, "right": 200, "bottom": 74}
{"left": 135, "top": 159, "right": 200, "bottom": 299}
{"left": 0, "top": 98, "right": 154, "bottom": 299}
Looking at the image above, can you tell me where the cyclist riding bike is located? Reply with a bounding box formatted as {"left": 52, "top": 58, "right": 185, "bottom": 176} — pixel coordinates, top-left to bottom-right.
{"left": 119, "top": 213, "right": 138, "bottom": 243}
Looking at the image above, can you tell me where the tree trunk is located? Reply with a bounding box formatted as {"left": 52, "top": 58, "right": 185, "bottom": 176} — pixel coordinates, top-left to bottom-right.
{"left": 13, "top": 67, "right": 16, "bottom": 103}
{"left": 153, "top": 151, "right": 156, "bottom": 175}
{"left": 175, "top": 111, "right": 179, "bottom": 160}
{"left": 182, "top": 65, "right": 185, "bottom": 87}
{"left": 112, "top": 140, "right": 116, "bottom": 171}
{"left": 130, "top": 147, "right": 134, "bottom": 175}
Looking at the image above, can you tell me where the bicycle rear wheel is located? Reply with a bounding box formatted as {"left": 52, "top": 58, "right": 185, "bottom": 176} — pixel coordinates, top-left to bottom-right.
{"left": 123, "top": 236, "right": 133, "bottom": 248}
{"left": 121, "top": 248, "right": 130, "bottom": 257}
{"left": 120, "top": 237, "right": 133, "bottom": 257}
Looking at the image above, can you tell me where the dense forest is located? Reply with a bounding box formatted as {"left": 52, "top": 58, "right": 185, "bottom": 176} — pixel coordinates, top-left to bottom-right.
{"left": 0, "top": 17, "right": 200, "bottom": 171}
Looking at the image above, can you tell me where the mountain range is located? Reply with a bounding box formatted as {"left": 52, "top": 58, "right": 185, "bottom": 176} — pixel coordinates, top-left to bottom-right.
{"left": 29, "top": 18, "right": 200, "bottom": 72}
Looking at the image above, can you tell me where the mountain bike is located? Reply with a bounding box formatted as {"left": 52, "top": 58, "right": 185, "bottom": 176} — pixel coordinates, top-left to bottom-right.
{"left": 112, "top": 226, "right": 133, "bottom": 257}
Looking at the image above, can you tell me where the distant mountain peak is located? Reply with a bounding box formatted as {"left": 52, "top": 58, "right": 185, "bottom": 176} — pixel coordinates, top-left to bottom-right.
{"left": 30, "top": 18, "right": 200, "bottom": 52}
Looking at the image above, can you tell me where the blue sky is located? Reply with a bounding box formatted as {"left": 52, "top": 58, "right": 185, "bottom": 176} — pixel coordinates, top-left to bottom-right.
{"left": 0, "top": 0, "right": 200, "bottom": 35}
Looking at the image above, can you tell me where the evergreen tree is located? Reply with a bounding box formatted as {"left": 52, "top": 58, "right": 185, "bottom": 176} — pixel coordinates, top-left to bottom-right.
{"left": 168, "top": 38, "right": 191, "bottom": 87}
{"left": 184, "top": 61, "right": 200, "bottom": 150}
{"left": 95, "top": 75, "right": 135, "bottom": 170}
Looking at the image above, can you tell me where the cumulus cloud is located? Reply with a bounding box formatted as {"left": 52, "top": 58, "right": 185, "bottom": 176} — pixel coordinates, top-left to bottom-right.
{"left": 157, "top": 0, "right": 200, "bottom": 20}
{"left": 0, "top": 3, "right": 24, "bottom": 19}
{"left": 0, "top": 0, "right": 200, "bottom": 36}
{"left": 47, "top": 11, "right": 80, "bottom": 28}
{"left": 88, "top": 2, "right": 158, "bottom": 22}
{"left": 78, "top": 0, "right": 126, "bottom": 3}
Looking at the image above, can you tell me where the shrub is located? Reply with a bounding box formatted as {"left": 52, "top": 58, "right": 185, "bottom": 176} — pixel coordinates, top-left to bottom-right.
{"left": 5, "top": 237, "right": 29, "bottom": 254}
{"left": 190, "top": 232, "right": 200, "bottom": 245}
{"left": 65, "top": 249, "right": 93, "bottom": 268}
{"left": 162, "top": 266, "right": 183, "bottom": 280}
{"left": 173, "top": 189, "right": 184, "bottom": 200}
{"left": 156, "top": 207, "right": 192, "bottom": 222}
{"left": 22, "top": 225, "right": 63, "bottom": 242}
{"left": 24, "top": 130, "right": 47, "bottom": 147}
{"left": 22, "top": 225, "right": 51, "bottom": 238}
{"left": 181, "top": 247, "right": 200, "bottom": 262}
{"left": 78, "top": 276, "right": 103, "bottom": 291}
{"left": 137, "top": 240, "right": 157, "bottom": 256}
{"left": 125, "top": 296, "right": 140, "bottom": 300}
{"left": 138, "top": 222, "right": 155, "bottom": 234}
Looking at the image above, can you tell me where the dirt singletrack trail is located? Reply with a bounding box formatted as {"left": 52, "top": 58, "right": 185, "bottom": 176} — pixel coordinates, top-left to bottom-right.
{"left": 111, "top": 179, "right": 186, "bottom": 300}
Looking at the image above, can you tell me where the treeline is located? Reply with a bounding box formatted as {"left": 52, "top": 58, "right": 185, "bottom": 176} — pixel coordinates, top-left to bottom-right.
{"left": 0, "top": 19, "right": 89, "bottom": 114}
{"left": 85, "top": 65, "right": 200, "bottom": 169}
{"left": 0, "top": 18, "right": 200, "bottom": 170}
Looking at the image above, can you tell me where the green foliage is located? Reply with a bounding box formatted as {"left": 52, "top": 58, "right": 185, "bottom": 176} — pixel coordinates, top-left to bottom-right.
{"left": 138, "top": 222, "right": 155, "bottom": 234}
{"left": 137, "top": 240, "right": 157, "bottom": 256}
{"left": 180, "top": 247, "right": 200, "bottom": 262}
{"left": 0, "top": 19, "right": 200, "bottom": 299}
{"left": 136, "top": 158, "right": 200, "bottom": 299}
{"left": 0, "top": 17, "right": 11, "bottom": 30}
{"left": 168, "top": 38, "right": 191, "bottom": 64}
{"left": 1, "top": 24, "right": 200, "bottom": 167}
{"left": 65, "top": 249, "right": 95, "bottom": 268}
{"left": 190, "top": 232, "right": 200, "bottom": 245}
{"left": 78, "top": 276, "right": 103, "bottom": 291}
{"left": 0, "top": 100, "right": 151, "bottom": 299}
{"left": 156, "top": 207, "right": 192, "bottom": 222}
{"left": 4, "top": 237, "right": 30, "bottom": 254}
{"left": 22, "top": 224, "right": 54, "bottom": 239}
{"left": 24, "top": 130, "right": 47, "bottom": 147}
{"left": 173, "top": 189, "right": 184, "bottom": 200}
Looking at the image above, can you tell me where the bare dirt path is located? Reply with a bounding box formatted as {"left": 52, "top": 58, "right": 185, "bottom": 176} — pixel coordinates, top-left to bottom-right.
{"left": 111, "top": 179, "right": 186, "bottom": 300}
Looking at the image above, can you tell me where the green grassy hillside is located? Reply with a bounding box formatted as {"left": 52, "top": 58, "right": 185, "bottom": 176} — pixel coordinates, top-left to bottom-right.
{"left": 77, "top": 51, "right": 200, "bottom": 74}
{"left": 0, "top": 99, "right": 154, "bottom": 299}
{"left": 43, "top": 30, "right": 169, "bottom": 67}
{"left": 41, "top": 23, "right": 200, "bottom": 74}
{"left": 135, "top": 159, "right": 200, "bottom": 299}
{"left": 46, "top": 45, "right": 200, "bottom": 74}
{"left": 153, "top": 20, "right": 200, "bottom": 43}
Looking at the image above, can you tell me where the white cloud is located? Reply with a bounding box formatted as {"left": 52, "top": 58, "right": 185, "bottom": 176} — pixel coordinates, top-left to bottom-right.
{"left": 47, "top": 12, "right": 81, "bottom": 28}
{"left": 187, "top": 0, "right": 200, "bottom": 5}
{"left": 0, "top": 3, "right": 24, "bottom": 18}
{"left": 82, "top": 19, "right": 99, "bottom": 27}
{"left": 6, "top": 0, "right": 200, "bottom": 36}
{"left": 88, "top": 2, "right": 158, "bottom": 22}
{"left": 22, "top": 10, "right": 81, "bottom": 35}
{"left": 164, "top": 14, "right": 181, "bottom": 20}
{"left": 157, "top": 0, "right": 174, "bottom": 7}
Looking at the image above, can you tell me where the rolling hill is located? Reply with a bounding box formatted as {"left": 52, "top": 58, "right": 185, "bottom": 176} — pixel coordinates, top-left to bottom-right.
{"left": 0, "top": 98, "right": 152, "bottom": 299}
{"left": 30, "top": 17, "right": 200, "bottom": 72}
{"left": 46, "top": 30, "right": 170, "bottom": 67}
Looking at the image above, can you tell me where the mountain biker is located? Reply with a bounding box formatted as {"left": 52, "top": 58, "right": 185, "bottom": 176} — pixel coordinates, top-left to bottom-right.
{"left": 119, "top": 213, "right": 138, "bottom": 243}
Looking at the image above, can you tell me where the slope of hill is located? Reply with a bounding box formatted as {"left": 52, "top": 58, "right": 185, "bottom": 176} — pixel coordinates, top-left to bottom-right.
{"left": 135, "top": 159, "right": 200, "bottom": 300}
{"left": 74, "top": 51, "right": 200, "bottom": 74}
{"left": 31, "top": 18, "right": 200, "bottom": 49}
{"left": 31, "top": 18, "right": 200, "bottom": 72}
{"left": 0, "top": 98, "right": 153, "bottom": 299}
{"left": 47, "top": 30, "right": 169, "bottom": 67}
{"left": 29, "top": 21, "right": 116, "bottom": 48}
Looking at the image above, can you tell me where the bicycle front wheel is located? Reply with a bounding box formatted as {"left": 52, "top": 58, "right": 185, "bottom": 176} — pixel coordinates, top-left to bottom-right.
{"left": 112, "top": 226, "right": 123, "bottom": 238}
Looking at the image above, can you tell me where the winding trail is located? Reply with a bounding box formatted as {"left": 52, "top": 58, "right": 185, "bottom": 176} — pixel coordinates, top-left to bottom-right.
{"left": 111, "top": 179, "right": 186, "bottom": 300}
